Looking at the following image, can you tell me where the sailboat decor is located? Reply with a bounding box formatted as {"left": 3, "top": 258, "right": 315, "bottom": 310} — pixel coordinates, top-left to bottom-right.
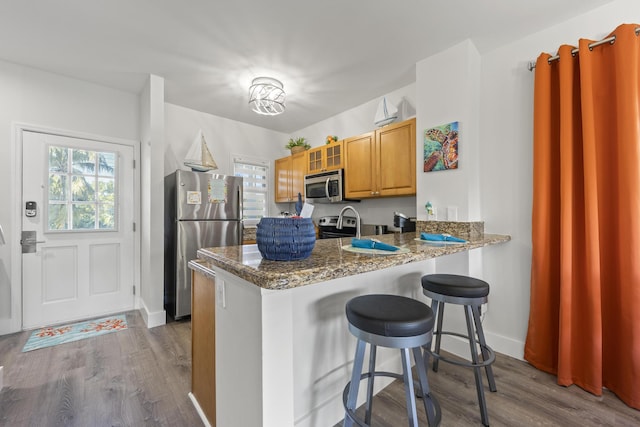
{"left": 374, "top": 96, "right": 398, "bottom": 127}
{"left": 184, "top": 130, "right": 218, "bottom": 172}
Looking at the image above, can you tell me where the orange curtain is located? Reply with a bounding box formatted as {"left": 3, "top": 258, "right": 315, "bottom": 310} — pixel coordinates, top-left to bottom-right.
{"left": 525, "top": 23, "right": 640, "bottom": 410}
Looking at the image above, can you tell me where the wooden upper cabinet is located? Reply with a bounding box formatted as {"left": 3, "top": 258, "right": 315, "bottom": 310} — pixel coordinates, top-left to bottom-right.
{"left": 344, "top": 132, "right": 376, "bottom": 198}
{"left": 275, "top": 152, "right": 307, "bottom": 203}
{"left": 344, "top": 118, "right": 416, "bottom": 199}
{"left": 377, "top": 118, "right": 416, "bottom": 196}
{"left": 290, "top": 151, "right": 306, "bottom": 200}
{"left": 275, "top": 156, "right": 292, "bottom": 203}
{"left": 307, "top": 142, "right": 344, "bottom": 174}
{"left": 307, "top": 147, "right": 323, "bottom": 174}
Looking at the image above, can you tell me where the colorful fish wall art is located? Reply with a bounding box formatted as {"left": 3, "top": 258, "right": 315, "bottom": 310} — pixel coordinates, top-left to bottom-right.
{"left": 423, "top": 121, "right": 459, "bottom": 172}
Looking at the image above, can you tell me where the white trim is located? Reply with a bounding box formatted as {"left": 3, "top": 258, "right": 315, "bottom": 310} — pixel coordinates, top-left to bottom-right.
{"left": 139, "top": 300, "right": 166, "bottom": 329}
{"left": 3, "top": 122, "right": 140, "bottom": 336}
{"left": 231, "top": 153, "right": 269, "bottom": 166}
{"left": 188, "top": 392, "right": 213, "bottom": 427}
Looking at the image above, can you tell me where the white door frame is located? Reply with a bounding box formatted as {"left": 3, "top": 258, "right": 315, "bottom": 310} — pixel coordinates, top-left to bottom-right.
{"left": 5, "top": 123, "right": 140, "bottom": 334}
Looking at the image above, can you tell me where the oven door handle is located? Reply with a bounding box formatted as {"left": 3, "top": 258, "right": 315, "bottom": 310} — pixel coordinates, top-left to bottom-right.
{"left": 325, "top": 178, "right": 331, "bottom": 199}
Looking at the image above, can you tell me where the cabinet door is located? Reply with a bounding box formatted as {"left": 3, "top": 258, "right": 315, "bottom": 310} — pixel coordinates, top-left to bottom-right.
{"left": 344, "top": 132, "right": 376, "bottom": 198}
{"left": 291, "top": 151, "right": 306, "bottom": 200}
{"left": 275, "top": 156, "right": 292, "bottom": 202}
{"left": 325, "top": 142, "right": 343, "bottom": 171}
{"left": 307, "top": 147, "right": 323, "bottom": 174}
{"left": 377, "top": 118, "right": 416, "bottom": 196}
{"left": 192, "top": 271, "right": 216, "bottom": 425}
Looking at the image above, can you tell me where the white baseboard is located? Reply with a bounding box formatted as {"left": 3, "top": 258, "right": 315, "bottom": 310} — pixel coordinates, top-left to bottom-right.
{"left": 437, "top": 331, "right": 525, "bottom": 361}
{"left": 0, "top": 366, "right": 4, "bottom": 391}
{"left": 188, "top": 392, "right": 212, "bottom": 427}
{"left": 138, "top": 301, "right": 166, "bottom": 329}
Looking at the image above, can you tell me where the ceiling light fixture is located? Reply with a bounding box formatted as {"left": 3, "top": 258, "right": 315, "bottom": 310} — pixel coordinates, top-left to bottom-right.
{"left": 248, "top": 77, "right": 285, "bottom": 116}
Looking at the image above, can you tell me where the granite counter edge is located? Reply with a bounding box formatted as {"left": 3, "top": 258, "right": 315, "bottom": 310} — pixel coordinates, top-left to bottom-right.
{"left": 194, "top": 234, "right": 511, "bottom": 291}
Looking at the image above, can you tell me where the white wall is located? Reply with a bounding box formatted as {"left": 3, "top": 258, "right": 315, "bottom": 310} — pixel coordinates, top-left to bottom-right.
{"left": 414, "top": 39, "right": 486, "bottom": 356}
{"left": 164, "top": 103, "right": 288, "bottom": 218}
{"left": 0, "top": 59, "right": 139, "bottom": 335}
{"left": 416, "top": 41, "right": 482, "bottom": 223}
{"left": 293, "top": 84, "right": 418, "bottom": 226}
{"left": 478, "top": 0, "right": 640, "bottom": 358}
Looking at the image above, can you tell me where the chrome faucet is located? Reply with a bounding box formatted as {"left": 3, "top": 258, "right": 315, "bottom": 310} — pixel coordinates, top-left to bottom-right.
{"left": 337, "top": 205, "right": 361, "bottom": 239}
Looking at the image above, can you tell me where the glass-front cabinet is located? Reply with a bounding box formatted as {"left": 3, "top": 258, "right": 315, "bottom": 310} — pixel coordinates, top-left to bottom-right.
{"left": 307, "top": 141, "right": 343, "bottom": 174}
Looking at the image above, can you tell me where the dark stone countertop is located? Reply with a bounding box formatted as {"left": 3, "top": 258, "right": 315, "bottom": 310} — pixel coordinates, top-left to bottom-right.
{"left": 195, "top": 231, "right": 510, "bottom": 291}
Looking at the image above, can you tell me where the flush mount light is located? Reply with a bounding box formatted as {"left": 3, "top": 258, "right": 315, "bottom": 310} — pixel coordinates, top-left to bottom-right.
{"left": 248, "top": 77, "right": 285, "bottom": 115}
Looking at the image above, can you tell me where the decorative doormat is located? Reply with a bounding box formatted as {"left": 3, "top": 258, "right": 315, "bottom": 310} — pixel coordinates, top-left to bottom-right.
{"left": 22, "top": 314, "right": 128, "bottom": 352}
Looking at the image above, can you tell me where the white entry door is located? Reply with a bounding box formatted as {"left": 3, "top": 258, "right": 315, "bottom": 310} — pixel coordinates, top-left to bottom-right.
{"left": 21, "top": 131, "right": 135, "bottom": 329}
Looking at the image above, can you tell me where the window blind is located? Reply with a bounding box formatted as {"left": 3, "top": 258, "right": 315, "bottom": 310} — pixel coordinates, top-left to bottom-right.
{"left": 233, "top": 157, "right": 269, "bottom": 226}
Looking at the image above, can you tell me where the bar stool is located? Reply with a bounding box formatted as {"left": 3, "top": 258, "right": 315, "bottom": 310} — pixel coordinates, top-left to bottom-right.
{"left": 421, "top": 274, "right": 496, "bottom": 426}
{"left": 343, "top": 294, "right": 440, "bottom": 427}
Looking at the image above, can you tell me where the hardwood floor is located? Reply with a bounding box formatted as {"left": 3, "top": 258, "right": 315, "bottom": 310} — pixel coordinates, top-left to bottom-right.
{"left": 2, "top": 311, "right": 639, "bottom": 426}
{"left": 0, "top": 311, "right": 202, "bottom": 427}
{"left": 336, "top": 351, "right": 640, "bottom": 427}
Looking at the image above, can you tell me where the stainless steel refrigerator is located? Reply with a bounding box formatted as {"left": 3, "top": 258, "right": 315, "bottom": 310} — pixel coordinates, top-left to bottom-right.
{"left": 164, "top": 170, "right": 243, "bottom": 319}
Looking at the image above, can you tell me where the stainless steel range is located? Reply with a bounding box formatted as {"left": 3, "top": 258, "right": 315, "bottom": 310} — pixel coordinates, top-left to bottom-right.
{"left": 317, "top": 215, "right": 358, "bottom": 239}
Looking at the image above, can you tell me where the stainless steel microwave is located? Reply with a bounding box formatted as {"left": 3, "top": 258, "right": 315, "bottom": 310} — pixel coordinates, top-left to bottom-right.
{"left": 304, "top": 169, "right": 347, "bottom": 203}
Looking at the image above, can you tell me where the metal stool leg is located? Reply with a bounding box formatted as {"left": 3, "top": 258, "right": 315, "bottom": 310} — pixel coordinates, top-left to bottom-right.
{"left": 400, "top": 347, "right": 419, "bottom": 427}
{"left": 413, "top": 347, "right": 440, "bottom": 427}
{"left": 464, "top": 305, "right": 490, "bottom": 426}
{"left": 472, "top": 304, "right": 497, "bottom": 392}
{"left": 344, "top": 339, "right": 367, "bottom": 427}
{"left": 364, "top": 344, "right": 377, "bottom": 425}
{"left": 430, "top": 300, "right": 445, "bottom": 372}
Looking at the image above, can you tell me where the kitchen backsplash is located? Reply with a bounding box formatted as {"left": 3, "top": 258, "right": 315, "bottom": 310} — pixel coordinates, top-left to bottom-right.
{"left": 417, "top": 220, "right": 484, "bottom": 239}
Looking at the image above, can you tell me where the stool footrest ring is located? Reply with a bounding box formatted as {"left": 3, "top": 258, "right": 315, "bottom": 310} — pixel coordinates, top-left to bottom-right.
{"left": 427, "top": 331, "right": 496, "bottom": 369}
{"left": 343, "top": 371, "right": 441, "bottom": 427}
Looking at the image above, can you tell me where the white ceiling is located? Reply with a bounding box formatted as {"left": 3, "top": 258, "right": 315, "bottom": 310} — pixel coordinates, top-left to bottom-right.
{"left": 0, "top": 0, "right": 614, "bottom": 133}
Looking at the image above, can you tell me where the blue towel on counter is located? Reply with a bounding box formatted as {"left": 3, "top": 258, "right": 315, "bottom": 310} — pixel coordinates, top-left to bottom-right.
{"left": 351, "top": 238, "right": 399, "bottom": 251}
{"left": 420, "top": 232, "right": 467, "bottom": 243}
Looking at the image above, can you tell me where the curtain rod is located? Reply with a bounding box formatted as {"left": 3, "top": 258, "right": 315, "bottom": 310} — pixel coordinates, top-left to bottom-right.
{"left": 527, "top": 27, "right": 640, "bottom": 71}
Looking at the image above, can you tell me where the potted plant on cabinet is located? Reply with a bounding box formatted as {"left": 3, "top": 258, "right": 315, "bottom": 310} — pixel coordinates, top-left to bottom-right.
{"left": 286, "top": 137, "right": 310, "bottom": 154}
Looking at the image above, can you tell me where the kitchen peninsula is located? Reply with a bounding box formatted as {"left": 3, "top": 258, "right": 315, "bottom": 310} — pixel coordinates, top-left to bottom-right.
{"left": 189, "top": 228, "right": 510, "bottom": 427}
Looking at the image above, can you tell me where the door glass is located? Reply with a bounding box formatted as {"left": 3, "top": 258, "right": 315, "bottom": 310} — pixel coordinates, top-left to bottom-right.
{"left": 47, "top": 145, "right": 118, "bottom": 232}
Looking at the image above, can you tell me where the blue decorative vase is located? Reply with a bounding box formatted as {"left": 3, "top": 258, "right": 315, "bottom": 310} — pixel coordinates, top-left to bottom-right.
{"left": 256, "top": 217, "right": 316, "bottom": 261}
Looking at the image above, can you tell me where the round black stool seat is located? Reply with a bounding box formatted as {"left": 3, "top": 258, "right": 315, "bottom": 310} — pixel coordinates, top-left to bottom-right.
{"left": 346, "top": 294, "right": 435, "bottom": 338}
{"left": 421, "top": 273, "right": 489, "bottom": 299}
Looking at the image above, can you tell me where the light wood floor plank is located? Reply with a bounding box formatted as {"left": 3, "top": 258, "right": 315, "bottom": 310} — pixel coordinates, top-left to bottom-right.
{"left": 337, "top": 350, "right": 640, "bottom": 426}
{"left": 2, "top": 310, "right": 639, "bottom": 426}
{"left": 0, "top": 311, "right": 201, "bottom": 427}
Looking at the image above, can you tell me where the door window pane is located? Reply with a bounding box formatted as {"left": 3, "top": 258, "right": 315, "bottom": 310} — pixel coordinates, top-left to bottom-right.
{"left": 49, "top": 146, "right": 68, "bottom": 173}
{"left": 48, "top": 145, "right": 118, "bottom": 231}
{"left": 98, "top": 178, "right": 115, "bottom": 202}
{"left": 72, "top": 150, "right": 96, "bottom": 174}
{"left": 98, "top": 152, "right": 116, "bottom": 177}
{"left": 72, "top": 204, "right": 96, "bottom": 229}
{"left": 48, "top": 204, "right": 68, "bottom": 230}
{"left": 72, "top": 176, "right": 96, "bottom": 202}
{"left": 99, "top": 204, "right": 115, "bottom": 229}
{"left": 49, "top": 174, "right": 67, "bottom": 201}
